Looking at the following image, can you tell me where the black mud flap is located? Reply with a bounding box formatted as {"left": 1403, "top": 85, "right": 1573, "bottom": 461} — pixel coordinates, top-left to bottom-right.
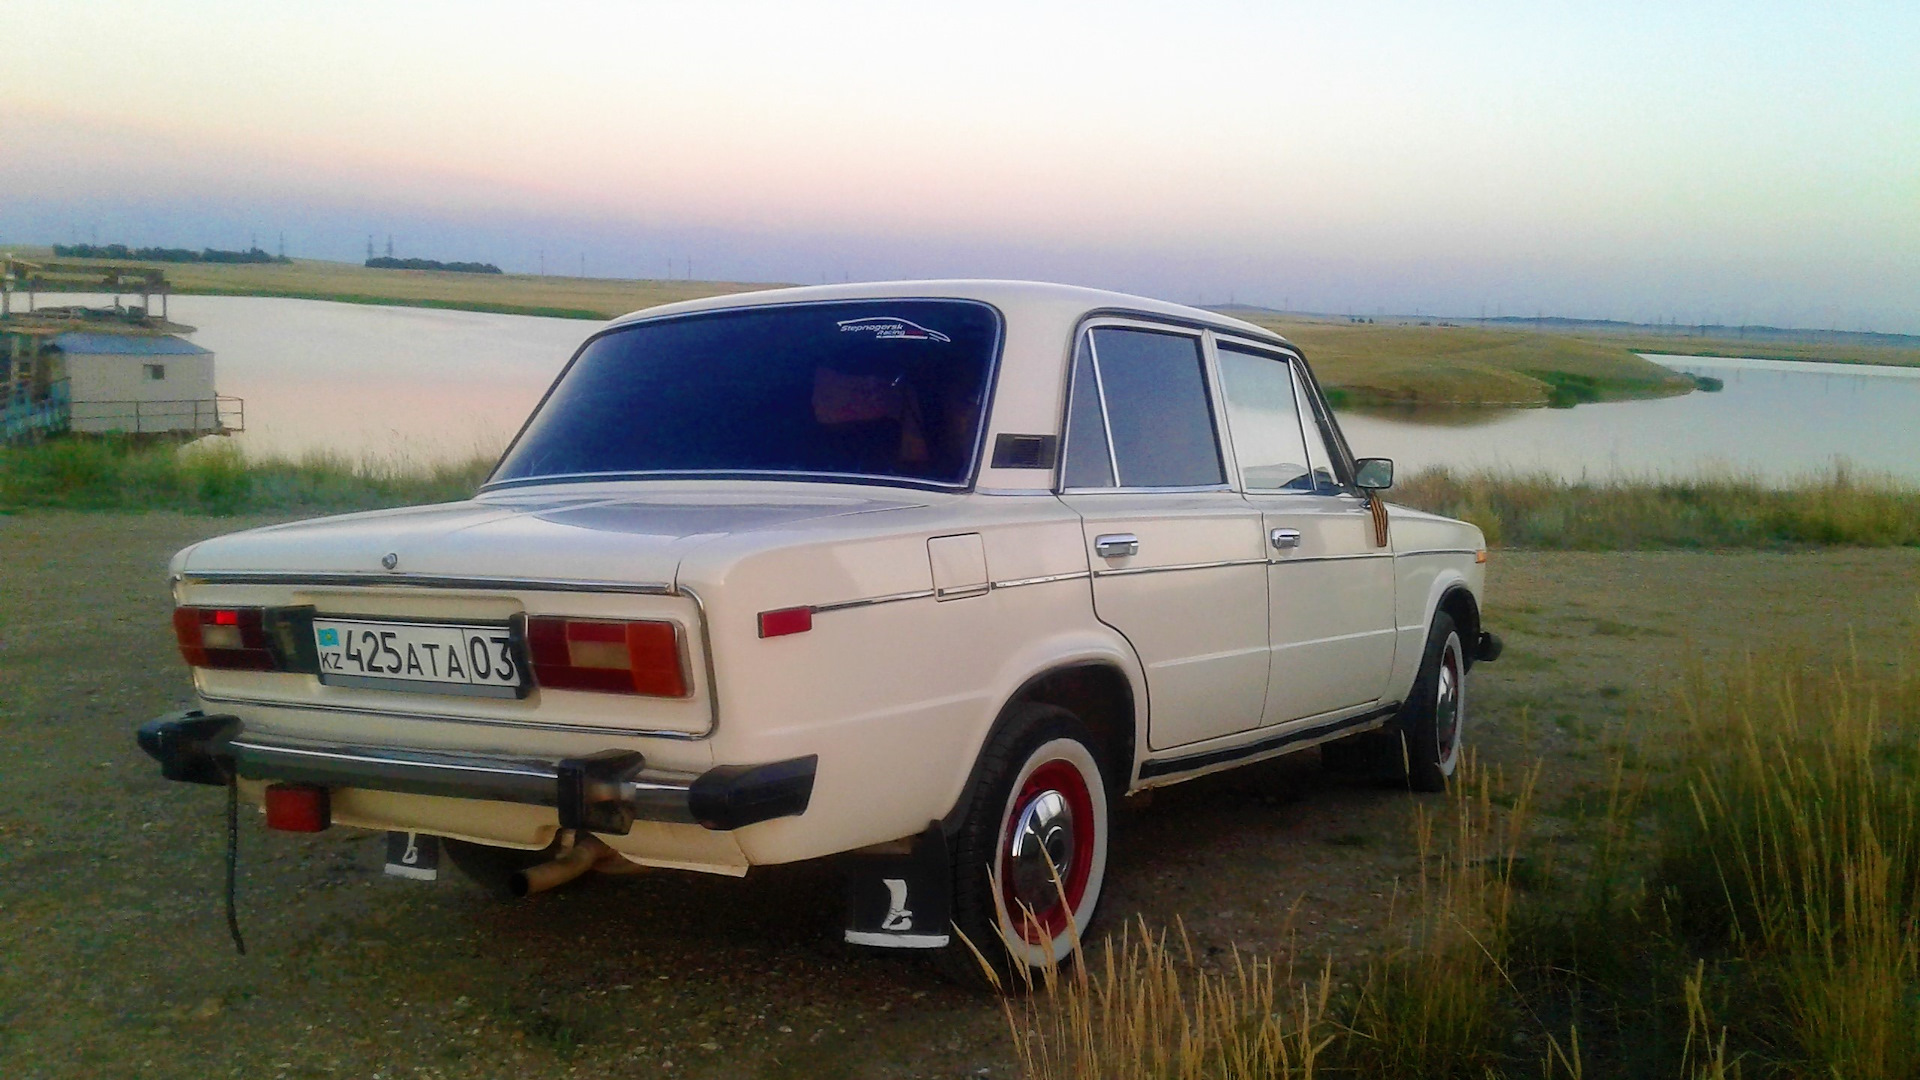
{"left": 843, "top": 823, "right": 951, "bottom": 949}
{"left": 384, "top": 831, "right": 441, "bottom": 881}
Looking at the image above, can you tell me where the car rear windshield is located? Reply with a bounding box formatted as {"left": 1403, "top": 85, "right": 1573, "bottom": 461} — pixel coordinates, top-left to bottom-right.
{"left": 489, "top": 299, "right": 1002, "bottom": 489}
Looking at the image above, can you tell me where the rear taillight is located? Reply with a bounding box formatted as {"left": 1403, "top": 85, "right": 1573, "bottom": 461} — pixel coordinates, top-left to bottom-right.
{"left": 173, "top": 606, "right": 277, "bottom": 670}
{"left": 526, "top": 617, "right": 689, "bottom": 697}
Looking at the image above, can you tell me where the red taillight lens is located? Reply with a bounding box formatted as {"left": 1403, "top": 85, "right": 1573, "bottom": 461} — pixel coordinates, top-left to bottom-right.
{"left": 525, "top": 617, "right": 689, "bottom": 697}
{"left": 264, "top": 783, "right": 331, "bottom": 832}
{"left": 757, "top": 606, "right": 813, "bottom": 638}
{"left": 173, "top": 606, "right": 277, "bottom": 670}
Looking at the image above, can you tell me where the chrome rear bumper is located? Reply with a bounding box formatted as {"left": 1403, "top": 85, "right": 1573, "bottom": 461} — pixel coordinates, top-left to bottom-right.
{"left": 136, "top": 710, "right": 815, "bottom": 833}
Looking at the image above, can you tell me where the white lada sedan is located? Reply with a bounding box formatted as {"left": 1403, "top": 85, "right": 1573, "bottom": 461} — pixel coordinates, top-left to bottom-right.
{"left": 140, "top": 280, "right": 1499, "bottom": 982}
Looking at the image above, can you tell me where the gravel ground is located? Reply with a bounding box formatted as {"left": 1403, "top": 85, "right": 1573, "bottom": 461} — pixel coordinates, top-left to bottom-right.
{"left": 2, "top": 510, "right": 1915, "bottom": 1078}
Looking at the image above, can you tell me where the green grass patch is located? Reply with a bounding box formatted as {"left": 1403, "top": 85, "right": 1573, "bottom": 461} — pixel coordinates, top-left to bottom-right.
{"left": 1395, "top": 466, "right": 1920, "bottom": 548}
{"left": 1005, "top": 644, "right": 1920, "bottom": 1078}
{"left": 0, "top": 438, "right": 492, "bottom": 515}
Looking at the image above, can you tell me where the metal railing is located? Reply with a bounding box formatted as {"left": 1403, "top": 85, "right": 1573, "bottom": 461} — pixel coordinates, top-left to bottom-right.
{"left": 1, "top": 380, "right": 71, "bottom": 443}
{"left": 65, "top": 394, "right": 245, "bottom": 436}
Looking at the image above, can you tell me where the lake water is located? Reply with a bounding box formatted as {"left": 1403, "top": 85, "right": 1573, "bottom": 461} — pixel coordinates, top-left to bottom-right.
{"left": 45, "top": 295, "right": 1920, "bottom": 482}
{"left": 1338, "top": 354, "right": 1920, "bottom": 482}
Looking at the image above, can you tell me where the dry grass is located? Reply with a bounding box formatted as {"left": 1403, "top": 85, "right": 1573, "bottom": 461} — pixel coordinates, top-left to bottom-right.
{"left": 0, "top": 437, "right": 493, "bottom": 514}
{"left": 1232, "top": 314, "right": 1696, "bottom": 407}
{"left": 1005, "top": 636, "right": 1920, "bottom": 1079}
{"left": 0, "top": 243, "right": 763, "bottom": 321}
{"left": 1395, "top": 465, "right": 1920, "bottom": 549}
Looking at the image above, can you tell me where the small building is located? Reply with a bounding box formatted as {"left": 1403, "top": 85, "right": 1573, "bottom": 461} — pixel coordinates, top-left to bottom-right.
{"left": 1, "top": 256, "right": 242, "bottom": 442}
{"left": 50, "top": 332, "right": 224, "bottom": 435}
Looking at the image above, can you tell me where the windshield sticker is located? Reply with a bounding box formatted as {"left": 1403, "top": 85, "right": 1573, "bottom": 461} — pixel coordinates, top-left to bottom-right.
{"left": 836, "top": 316, "right": 951, "bottom": 343}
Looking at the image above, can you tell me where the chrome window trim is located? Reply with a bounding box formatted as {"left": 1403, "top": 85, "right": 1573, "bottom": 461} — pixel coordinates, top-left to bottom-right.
{"left": 482, "top": 296, "right": 1008, "bottom": 494}
{"left": 1058, "top": 483, "right": 1235, "bottom": 496}
{"left": 1059, "top": 315, "right": 1226, "bottom": 494}
{"left": 1084, "top": 331, "right": 1123, "bottom": 486}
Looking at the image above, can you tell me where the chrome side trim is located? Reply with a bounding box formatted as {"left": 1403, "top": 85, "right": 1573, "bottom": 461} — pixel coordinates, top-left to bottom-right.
{"left": 197, "top": 692, "right": 706, "bottom": 740}
{"left": 990, "top": 570, "right": 1092, "bottom": 590}
{"left": 1094, "top": 557, "right": 1267, "bottom": 578}
{"left": 183, "top": 571, "right": 677, "bottom": 595}
{"left": 1267, "top": 552, "right": 1397, "bottom": 565}
{"left": 1394, "top": 548, "right": 1479, "bottom": 558}
{"left": 810, "top": 588, "right": 938, "bottom": 614}
{"left": 679, "top": 584, "right": 721, "bottom": 738}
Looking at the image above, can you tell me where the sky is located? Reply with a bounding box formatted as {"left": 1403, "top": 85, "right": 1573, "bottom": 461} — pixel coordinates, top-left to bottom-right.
{"left": 3, "top": 0, "right": 1916, "bottom": 332}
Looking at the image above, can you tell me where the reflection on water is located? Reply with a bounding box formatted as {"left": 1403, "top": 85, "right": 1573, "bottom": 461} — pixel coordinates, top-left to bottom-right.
{"left": 49, "top": 295, "right": 1917, "bottom": 482}
{"left": 1336, "top": 354, "right": 1920, "bottom": 483}
{"left": 59, "top": 294, "right": 593, "bottom": 464}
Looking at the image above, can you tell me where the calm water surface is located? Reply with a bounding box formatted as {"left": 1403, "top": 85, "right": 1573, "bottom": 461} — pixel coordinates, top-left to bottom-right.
{"left": 1339, "top": 354, "right": 1920, "bottom": 482}
{"left": 72, "top": 296, "right": 1920, "bottom": 481}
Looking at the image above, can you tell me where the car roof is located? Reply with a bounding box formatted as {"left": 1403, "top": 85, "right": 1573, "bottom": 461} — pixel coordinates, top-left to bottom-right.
{"left": 605, "top": 279, "right": 1292, "bottom": 346}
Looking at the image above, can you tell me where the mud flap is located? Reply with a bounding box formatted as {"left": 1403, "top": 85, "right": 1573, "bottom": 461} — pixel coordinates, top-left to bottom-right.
{"left": 843, "top": 823, "right": 951, "bottom": 949}
{"left": 384, "top": 831, "right": 440, "bottom": 881}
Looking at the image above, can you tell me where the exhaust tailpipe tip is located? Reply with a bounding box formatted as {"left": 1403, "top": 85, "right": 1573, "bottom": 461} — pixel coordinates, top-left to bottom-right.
{"left": 510, "top": 833, "right": 613, "bottom": 897}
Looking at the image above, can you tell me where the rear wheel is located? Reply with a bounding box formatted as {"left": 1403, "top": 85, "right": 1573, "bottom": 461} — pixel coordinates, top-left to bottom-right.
{"left": 1395, "top": 613, "right": 1466, "bottom": 792}
{"left": 939, "top": 704, "right": 1111, "bottom": 988}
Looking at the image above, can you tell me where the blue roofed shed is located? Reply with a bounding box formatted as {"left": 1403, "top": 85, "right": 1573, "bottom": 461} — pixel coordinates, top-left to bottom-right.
{"left": 47, "top": 331, "right": 227, "bottom": 435}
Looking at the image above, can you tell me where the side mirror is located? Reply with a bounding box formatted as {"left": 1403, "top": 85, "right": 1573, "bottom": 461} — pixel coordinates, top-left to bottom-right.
{"left": 1354, "top": 457, "right": 1394, "bottom": 491}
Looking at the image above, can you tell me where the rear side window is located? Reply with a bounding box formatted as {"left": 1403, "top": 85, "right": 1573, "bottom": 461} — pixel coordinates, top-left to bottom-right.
{"left": 1062, "top": 327, "right": 1223, "bottom": 489}
{"left": 491, "top": 300, "right": 1000, "bottom": 488}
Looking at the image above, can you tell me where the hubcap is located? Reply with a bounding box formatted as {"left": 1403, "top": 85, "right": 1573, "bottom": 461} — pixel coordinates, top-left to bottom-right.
{"left": 1436, "top": 641, "right": 1462, "bottom": 760}
{"left": 1007, "top": 790, "right": 1076, "bottom": 910}
{"left": 999, "top": 758, "right": 1096, "bottom": 943}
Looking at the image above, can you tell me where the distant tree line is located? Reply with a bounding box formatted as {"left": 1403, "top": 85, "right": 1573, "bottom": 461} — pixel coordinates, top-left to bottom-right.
{"left": 52, "top": 243, "right": 291, "bottom": 264}
{"left": 365, "top": 256, "right": 503, "bottom": 275}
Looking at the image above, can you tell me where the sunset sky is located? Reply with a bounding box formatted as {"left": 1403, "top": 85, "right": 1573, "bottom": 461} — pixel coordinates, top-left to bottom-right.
{"left": 4, "top": 0, "right": 1916, "bottom": 331}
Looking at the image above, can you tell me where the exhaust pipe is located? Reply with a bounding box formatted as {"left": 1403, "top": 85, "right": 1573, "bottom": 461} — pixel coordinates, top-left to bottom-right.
{"left": 511, "top": 833, "right": 615, "bottom": 897}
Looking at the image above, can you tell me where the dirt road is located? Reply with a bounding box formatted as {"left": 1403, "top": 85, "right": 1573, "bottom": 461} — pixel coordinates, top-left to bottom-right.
{"left": 2, "top": 511, "right": 1915, "bottom": 1078}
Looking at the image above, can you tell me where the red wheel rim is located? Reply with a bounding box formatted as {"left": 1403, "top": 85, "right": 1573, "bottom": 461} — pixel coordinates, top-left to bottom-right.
{"left": 998, "top": 758, "right": 1096, "bottom": 944}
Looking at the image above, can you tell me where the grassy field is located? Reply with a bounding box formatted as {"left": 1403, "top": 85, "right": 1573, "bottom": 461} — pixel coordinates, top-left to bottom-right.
{"left": 0, "top": 438, "right": 493, "bottom": 515}
{"left": 1395, "top": 466, "right": 1920, "bottom": 549}
{"left": 8, "top": 440, "right": 1917, "bottom": 553}
{"left": 1230, "top": 313, "right": 1698, "bottom": 407}
{"left": 1, "top": 243, "right": 753, "bottom": 321}
{"left": 1007, "top": 634, "right": 1920, "bottom": 1079}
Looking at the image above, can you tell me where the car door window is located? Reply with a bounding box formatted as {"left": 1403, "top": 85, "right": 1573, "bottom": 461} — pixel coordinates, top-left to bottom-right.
{"left": 1061, "top": 334, "right": 1116, "bottom": 488}
{"left": 1291, "top": 366, "right": 1343, "bottom": 495}
{"left": 1073, "top": 327, "right": 1223, "bottom": 488}
{"left": 1218, "top": 345, "right": 1315, "bottom": 493}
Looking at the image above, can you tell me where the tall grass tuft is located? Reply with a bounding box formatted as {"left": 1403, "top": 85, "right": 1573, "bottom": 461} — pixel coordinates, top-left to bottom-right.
{"left": 1337, "top": 758, "right": 1537, "bottom": 1078}
{"left": 1655, "top": 642, "right": 1920, "bottom": 1078}
{"left": 0, "top": 437, "right": 495, "bottom": 515}
{"left": 1001, "top": 758, "right": 1538, "bottom": 1079}
{"left": 1395, "top": 464, "right": 1920, "bottom": 548}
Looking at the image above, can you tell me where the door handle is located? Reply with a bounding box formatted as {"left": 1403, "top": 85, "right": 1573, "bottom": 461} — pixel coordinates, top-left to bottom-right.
{"left": 1270, "top": 528, "right": 1302, "bottom": 550}
{"left": 1094, "top": 533, "right": 1139, "bottom": 558}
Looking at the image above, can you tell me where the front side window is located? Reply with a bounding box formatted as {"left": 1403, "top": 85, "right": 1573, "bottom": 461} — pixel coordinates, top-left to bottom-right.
{"left": 1061, "top": 326, "right": 1223, "bottom": 489}
{"left": 491, "top": 300, "right": 1000, "bottom": 488}
{"left": 1218, "top": 345, "right": 1314, "bottom": 493}
{"left": 1292, "top": 366, "right": 1343, "bottom": 494}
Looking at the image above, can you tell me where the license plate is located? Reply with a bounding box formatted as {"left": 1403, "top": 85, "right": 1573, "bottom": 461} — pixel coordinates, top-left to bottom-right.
{"left": 314, "top": 618, "right": 523, "bottom": 697}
